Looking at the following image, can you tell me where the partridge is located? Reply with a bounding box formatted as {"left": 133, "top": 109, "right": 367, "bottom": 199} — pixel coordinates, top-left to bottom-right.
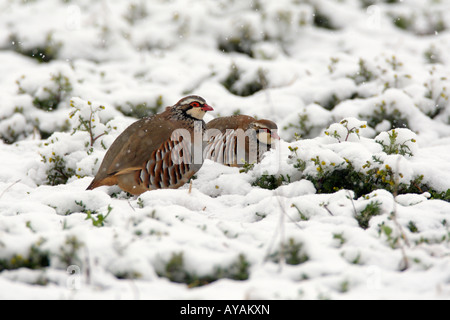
{"left": 204, "top": 115, "right": 279, "bottom": 167}
{"left": 86, "top": 95, "right": 213, "bottom": 195}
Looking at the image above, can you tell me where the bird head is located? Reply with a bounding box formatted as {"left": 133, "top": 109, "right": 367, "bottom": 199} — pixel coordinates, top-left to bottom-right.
{"left": 250, "top": 119, "right": 280, "bottom": 145}
{"left": 175, "top": 95, "right": 214, "bottom": 120}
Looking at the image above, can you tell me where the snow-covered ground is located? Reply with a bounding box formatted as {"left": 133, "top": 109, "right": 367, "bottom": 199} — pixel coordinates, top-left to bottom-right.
{"left": 0, "top": 0, "right": 449, "bottom": 299}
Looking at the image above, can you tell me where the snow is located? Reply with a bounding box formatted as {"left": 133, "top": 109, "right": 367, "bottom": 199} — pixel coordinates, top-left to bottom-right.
{"left": 0, "top": 0, "right": 450, "bottom": 300}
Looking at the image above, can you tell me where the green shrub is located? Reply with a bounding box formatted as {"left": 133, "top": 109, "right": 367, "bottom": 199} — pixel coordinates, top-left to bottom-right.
{"left": 69, "top": 99, "right": 108, "bottom": 151}
{"left": 0, "top": 111, "right": 34, "bottom": 144}
{"left": 38, "top": 98, "right": 111, "bottom": 186}
{"left": 58, "top": 235, "right": 84, "bottom": 268}
{"left": 348, "top": 58, "right": 376, "bottom": 85}
{"left": 389, "top": 10, "right": 446, "bottom": 36}
{"left": 84, "top": 204, "right": 113, "bottom": 227}
{"left": 356, "top": 200, "right": 382, "bottom": 229}
{"left": 362, "top": 100, "right": 409, "bottom": 131}
{"left": 16, "top": 72, "right": 72, "bottom": 112}
{"left": 9, "top": 32, "right": 61, "bottom": 63}
{"left": 428, "top": 189, "right": 450, "bottom": 202}
{"left": 324, "top": 119, "right": 367, "bottom": 142}
{"left": 422, "top": 71, "right": 449, "bottom": 118}
{"left": 11, "top": 71, "right": 73, "bottom": 140}
{"left": 222, "top": 64, "right": 266, "bottom": 97}
{"left": 268, "top": 238, "right": 309, "bottom": 265}
{"left": 360, "top": 0, "right": 399, "bottom": 8}
{"left": 41, "top": 152, "right": 76, "bottom": 186}
{"left": 218, "top": 24, "right": 255, "bottom": 57}
{"left": 375, "top": 129, "right": 416, "bottom": 156}
{"left": 290, "top": 145, "right": 441, "bottom": 200}
{"left": 407, "top": 221, "right": 419, "bottom": 233}
{"left": 116, "top": 95, "right": 163, "bottom": 118}
{"left": 0, "top": 241, "right": 50, "bottom": 272}
{"left": 158, "top": 252, "right": 250, "bottom": 287}
{"left": 34, "top": 73, "right": 72, "bottom": 111}
{"left": 252, "top": 173, "right": 290, "bottom": 190}
{"left": 123, "top": 2, "right": 148, "bottom": 25}
{"left": 283, "top": 109, "right": 329, "bottom": 140}
{"left": 313, "top": 7, "right": 338, "bottom": 30}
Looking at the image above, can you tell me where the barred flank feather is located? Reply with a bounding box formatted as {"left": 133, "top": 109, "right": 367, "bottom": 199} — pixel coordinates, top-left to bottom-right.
{"left": 205, "top": 115, "right": 278, "bottom": 168}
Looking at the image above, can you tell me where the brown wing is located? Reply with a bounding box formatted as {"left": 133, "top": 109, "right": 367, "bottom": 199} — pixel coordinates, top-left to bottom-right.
{"left": 114, "top": 131, "right": 196, "bottom": 195}
{"left": 133, "top": 131, "right": 194, "bottom": 189}
{"left": 87, "top": 114, "right": 179, "bottom": 190}
{"left": 205, "top": 115, "right": 254, "bottom": 167}
{"left": 204, "top": 129, "right": 243, "bottom": 166}
{"left": 206, "top": 115, "right": 276, "bottom": 167}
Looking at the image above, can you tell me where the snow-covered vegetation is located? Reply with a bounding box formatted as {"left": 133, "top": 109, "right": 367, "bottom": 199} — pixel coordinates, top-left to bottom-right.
{"left": 0, "top": 0, "right": 449, "bottom": 299}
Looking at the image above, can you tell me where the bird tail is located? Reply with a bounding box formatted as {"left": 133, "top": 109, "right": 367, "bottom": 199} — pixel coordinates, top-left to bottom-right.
{"left": 86, "top": 179, "right": 99, "bottom": 190}
{"left": 86, "top": 176, "right": 118, "bottom": 191}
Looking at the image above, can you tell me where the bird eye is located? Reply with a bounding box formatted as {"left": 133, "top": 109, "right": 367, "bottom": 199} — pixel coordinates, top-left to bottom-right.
{"left": 190, "top": 102, "right": 200, "bottom": 108}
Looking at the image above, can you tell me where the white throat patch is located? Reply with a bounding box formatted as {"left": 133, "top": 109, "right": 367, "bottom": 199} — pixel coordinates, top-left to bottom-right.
{"left": 186, "top": 107, "right": 206, "bottom": 120}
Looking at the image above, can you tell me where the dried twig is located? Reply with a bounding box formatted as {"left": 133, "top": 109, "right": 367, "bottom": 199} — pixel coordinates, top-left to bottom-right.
{"left": 188, "top": 180, "right": 193, "bottom": 194}
{"left": 322, "top": 203, "right": 335, "bottom": 216}
{"left": 392, "top": 156, "right": 410, "bottom": 270}
{"left": 0, "top": 179, "right": 21, "bottom": 199}
{"left": 264, "top": 191, "right": 306, "bottom": 271}
{"left": 347, "top": 190, "right": 357, "bottom": 216}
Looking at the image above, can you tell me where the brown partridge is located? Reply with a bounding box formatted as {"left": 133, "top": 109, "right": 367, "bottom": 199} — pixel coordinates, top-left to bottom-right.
{"left": 86, "top": 95, "right": 213, "bottom": 195}
{"left": 204, "top": 115, "right": 279, "bottom": 167}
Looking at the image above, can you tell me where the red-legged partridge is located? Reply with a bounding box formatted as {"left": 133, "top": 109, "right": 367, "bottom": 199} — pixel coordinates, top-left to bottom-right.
{"left": 204, "top": 115, "right": 279, "bottom": 167}
{"left": 86, "top": 95, "right": 213, "bottom": 195}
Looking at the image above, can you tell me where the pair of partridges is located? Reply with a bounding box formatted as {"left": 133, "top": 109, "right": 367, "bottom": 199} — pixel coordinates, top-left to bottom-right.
{"left": 86, "top": 95, "right": 279, "bottom": 195}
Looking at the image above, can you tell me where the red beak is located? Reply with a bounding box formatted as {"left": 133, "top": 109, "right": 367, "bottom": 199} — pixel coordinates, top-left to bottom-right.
{"left": 201, "top": 104, "right": 214, "bottom": 111}
{"left": 271, "top": 130, "right": 280, "bottom": 140}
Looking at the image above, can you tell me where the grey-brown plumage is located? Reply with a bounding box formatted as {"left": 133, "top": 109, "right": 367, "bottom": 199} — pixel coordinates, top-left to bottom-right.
{"left": 86, "top": 95, "right": 213, "bottom": 195}
{"left": 204, "top": 115, "right": 279, "bottom": 167}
